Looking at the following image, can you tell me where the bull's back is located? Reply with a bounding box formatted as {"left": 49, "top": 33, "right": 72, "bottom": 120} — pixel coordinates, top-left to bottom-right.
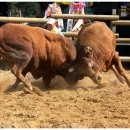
{"left": 0, "top": 23, "right": 76, "bottom": 70}
{"left": 78, "top": 21, "right": 116, "bottom": 49}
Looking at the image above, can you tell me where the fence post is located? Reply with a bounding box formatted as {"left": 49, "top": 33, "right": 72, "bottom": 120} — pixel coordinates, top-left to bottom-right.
{"left": 9, "top": 12, "right": 11, "bottom": 17}
{"left": 19, "top": 10, "right": 22, "bottom": 17}
{"left": 111, "top": 8, "right": 117, "bottom": 33}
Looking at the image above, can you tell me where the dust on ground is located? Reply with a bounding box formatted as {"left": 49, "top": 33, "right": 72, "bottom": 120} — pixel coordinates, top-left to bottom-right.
{"left": 0, "top": 69, "right": 130, "bottom": 128}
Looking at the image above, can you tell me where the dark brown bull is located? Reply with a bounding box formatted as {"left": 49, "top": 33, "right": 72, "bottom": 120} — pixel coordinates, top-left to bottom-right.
{"left": 0, "top": 23, "right": 76, "bottom": 95}
{"left": 66, "top": 21, "right": 130, "bottom": 87}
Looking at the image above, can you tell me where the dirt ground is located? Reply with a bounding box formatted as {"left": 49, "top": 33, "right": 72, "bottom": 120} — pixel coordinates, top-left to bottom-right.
{"left": 0, "top": 69, "right": 130, "bottom": 128}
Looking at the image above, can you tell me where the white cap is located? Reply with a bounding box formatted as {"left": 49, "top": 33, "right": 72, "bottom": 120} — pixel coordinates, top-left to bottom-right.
{"left": 47, "top": 18, "right": 56, "bottom": 24}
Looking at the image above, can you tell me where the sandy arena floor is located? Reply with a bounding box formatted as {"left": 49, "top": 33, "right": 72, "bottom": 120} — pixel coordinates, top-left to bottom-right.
{"left": 0, "top": 69, "right": 130, "bottom": 128}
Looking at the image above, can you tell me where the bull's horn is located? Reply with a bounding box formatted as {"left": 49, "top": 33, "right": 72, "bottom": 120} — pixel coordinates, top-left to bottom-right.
{"left": 69, "top": 67, "right": 75, "bottom": 72}
{"left": 88, "top": 61, "right": 94, "bottom": 68}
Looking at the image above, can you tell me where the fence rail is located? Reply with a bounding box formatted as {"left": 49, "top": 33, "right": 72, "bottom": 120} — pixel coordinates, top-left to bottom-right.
{"left": 0, "top": 16, "right": 128, "bottom": 62}
{"left": 116, "top": 38, "right": 130, "bottom": 43}
{"left": 51, "top": 14, "right": 119, "bottom": 20}
{"left": 63, "top": 32, "right": 119, "bottom": 38}
{"left": 0, "top": 16, "right": 47, "bottom": 23}
{"left": 111, "top": 20, "right": 130, "bottom": 26}
{"left": 120, "top": 56, "right": 130, "bottom": 62}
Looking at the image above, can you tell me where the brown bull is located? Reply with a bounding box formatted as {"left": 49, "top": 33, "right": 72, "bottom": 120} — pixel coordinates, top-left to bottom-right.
{"left": 66, "top": 21, "right": 130, "bottom": 87}
{"left": 0, "top": 23, "right": 76, "bottom": 95}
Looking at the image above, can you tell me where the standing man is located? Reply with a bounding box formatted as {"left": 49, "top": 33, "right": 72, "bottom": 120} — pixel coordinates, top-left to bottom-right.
{"left": 66, "top": 2, "right": 86, "bottom": 32}
{"left": 46, "top": 18, "right": 64, "bottom": 37}
{"left": 44, "top": 2, "right": 64, "bottom": 31}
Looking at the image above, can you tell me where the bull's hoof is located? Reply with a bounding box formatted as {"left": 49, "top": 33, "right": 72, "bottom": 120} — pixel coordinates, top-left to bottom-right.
{"left": 23, "top": 87, "right": 43, "bottom": 96}
{"left": 33, "top": 87, "right": 43, "bottom": 96}
{"left": 23, "top": 87, "right": 35, "bottom": 94}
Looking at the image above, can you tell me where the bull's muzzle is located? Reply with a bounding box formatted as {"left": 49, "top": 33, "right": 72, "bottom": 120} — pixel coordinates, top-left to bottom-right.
{"left": 91, "top": 73, "right": 102, "bottom": 84}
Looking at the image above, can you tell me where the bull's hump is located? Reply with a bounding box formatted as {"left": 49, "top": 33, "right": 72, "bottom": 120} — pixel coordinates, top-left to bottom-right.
{"left": 3, "top": 23, "right": 27, "bottom": 28}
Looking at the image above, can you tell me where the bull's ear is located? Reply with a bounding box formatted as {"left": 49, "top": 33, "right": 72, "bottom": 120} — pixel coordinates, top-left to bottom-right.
{"left": 84, "top": 46, "right": 93, "bottom": 58}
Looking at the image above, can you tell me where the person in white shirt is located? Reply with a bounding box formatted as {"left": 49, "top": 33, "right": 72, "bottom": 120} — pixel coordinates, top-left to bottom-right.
{"left": 44, "top": 2, "right": 64, "bottom": 31}
{"left": 46, "top": 18, "right": 64, "bottom": 37}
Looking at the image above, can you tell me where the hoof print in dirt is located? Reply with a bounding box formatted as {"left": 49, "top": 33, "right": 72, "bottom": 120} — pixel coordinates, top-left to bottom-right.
{"left": 96, "top": 82, "right": 108, "bottom": 89}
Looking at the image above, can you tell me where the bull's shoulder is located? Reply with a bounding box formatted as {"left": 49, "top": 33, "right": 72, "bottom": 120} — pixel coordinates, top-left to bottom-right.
{"left": 39, "top": 28, "right": 72, "bottom": 44}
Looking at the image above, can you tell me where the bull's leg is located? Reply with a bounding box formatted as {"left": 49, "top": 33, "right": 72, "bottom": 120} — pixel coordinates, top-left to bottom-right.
{"left": 12, "top": 78, "right": 22, "bottom": 89}
{"left": 11, "top": 65, "right": 33, "bottom": 92}
{"left": 113, "top": 53, "right": 130, "bottom": 87}
{"left": 111, "top": 65, "right": 125, "bottom": 84}
{"left": 6, "top": 70, "right": 27, "bottom": 92}
{"left": 4, "top": 49, "right": 42, "bottom": 95}
{"left": 11, "top": 65, "right": 42, "bottom": 95}
{"left": 43, "top": 77, "right": 52, "bottom": 89}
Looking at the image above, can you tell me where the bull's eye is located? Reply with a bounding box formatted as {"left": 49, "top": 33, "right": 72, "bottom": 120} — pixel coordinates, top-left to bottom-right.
{"left": 69, "top": 67, "right": 75, "bottom": 72}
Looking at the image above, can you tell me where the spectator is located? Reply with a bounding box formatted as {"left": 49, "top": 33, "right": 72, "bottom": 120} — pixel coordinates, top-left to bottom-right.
{"left": 44, "top": 2, "right": 64, "bottom": 31}
{"left": 66, "top": 2, "right": 86, "bottom": 32}
{"left": 46, "top": 18, "right": 64, "bottom": 37}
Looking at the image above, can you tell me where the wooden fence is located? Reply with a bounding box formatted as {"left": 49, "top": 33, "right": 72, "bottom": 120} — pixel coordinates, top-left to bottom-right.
{"left": 51, "top": 14, "right": 130, "bottom": 62}
{"left": 51, "top": 14, "right": 119, "bottom": 20}
{"left": 111, "top": 20, "right": 130, "bottom": 26}
{"left": 0, "top": 15, "right": 129, "bottom": 62}
{"left": 111, "top": 19, "right": 130, "bottom": 63}
{"left": 111, "top": 20, "right": 130, "bottom": 43}
{"left": 62, "top": 32, "right": 119, "bottom": 38}
{"left": 0, "top": 16, "right": 47, "bottom": 23}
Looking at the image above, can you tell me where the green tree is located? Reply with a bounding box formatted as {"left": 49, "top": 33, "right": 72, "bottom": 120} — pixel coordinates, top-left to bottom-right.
{"left": 7, "top": 2, "right": 41, "bottom": 17}
{"left": 7, "top": 2, "right": 19, "bottom": 16}
{"left": 16, "top": 2, "right": 41, "bottom": 17}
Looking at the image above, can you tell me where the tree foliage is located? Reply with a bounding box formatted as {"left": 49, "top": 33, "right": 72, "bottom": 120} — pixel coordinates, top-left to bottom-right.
{"left": 7, "top": 2, "right": 19, "bottom": 16}
{"left": 7, "top": 2, "right": 41, "bottom": 17}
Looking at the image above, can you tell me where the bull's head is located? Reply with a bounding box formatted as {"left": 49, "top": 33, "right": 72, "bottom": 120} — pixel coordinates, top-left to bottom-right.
{"left": 64, "top": 46, "right": 102, "bottom": 85}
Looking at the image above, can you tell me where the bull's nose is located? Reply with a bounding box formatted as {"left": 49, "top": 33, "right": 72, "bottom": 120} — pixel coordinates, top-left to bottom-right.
{"left": 91, "top": 74, "right": 102, "bottom": 84}
{"left": 96, "top": 74, "right": 102, "bottom": 83}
